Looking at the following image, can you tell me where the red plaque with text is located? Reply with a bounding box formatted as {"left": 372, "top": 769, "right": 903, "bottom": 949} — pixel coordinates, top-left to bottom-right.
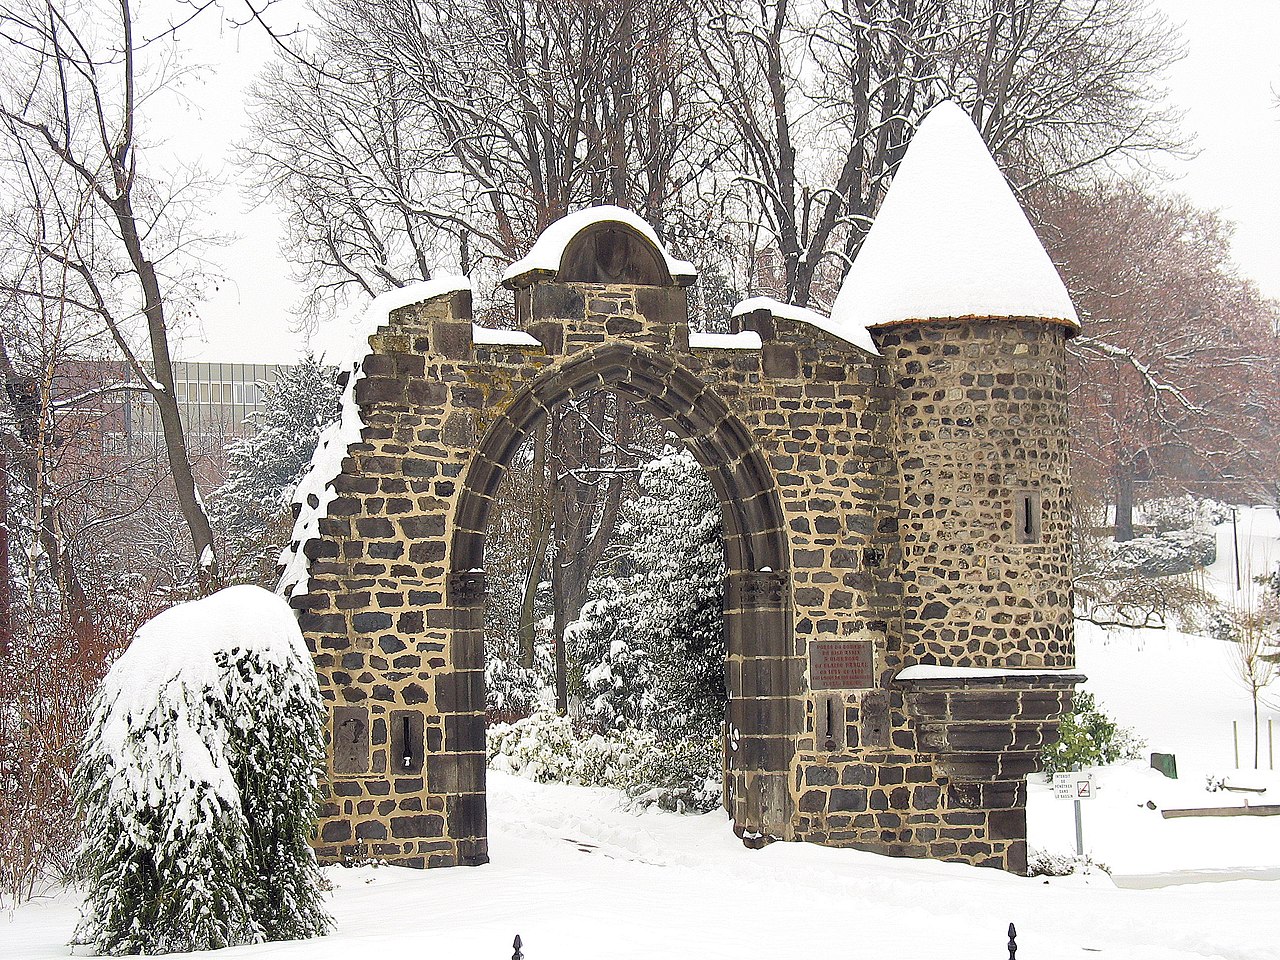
{"left": 809, "top": 639, "right": 875, "bottom": 690}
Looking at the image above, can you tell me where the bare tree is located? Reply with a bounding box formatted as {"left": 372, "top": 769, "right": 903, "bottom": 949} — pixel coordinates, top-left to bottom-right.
{"left": 243, "top": 0, "right": 719, "bottom": 316}
{"left": 0, "top": 0, "right": 222, "bottom": 588}
{"left": 1032, "top": 179, "right": 1280, "bottom": 540}
{"left": 697, "top": 0, "right": 1185, "bottom": 308}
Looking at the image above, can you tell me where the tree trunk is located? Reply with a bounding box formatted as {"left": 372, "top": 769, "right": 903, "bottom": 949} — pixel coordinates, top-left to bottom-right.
{"left": 519, "top": 424, "right": 550, "bottom": 669}
{"left": 0, "top": 449, "right": 10, "bottom": 658}
{"left": 1113, "top": 466, "right": 1135, "bottom": 542}
{"left": 112, "top": 196, "right": 218, "bottom": 592}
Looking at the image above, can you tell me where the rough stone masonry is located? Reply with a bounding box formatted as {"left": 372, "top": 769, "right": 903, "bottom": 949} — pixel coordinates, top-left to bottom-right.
{"left": 283, "top": 205, "right": 1083, "bottom": 875}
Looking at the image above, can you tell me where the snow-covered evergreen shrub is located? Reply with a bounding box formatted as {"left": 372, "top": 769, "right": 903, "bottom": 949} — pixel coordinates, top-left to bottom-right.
{"left": 1140, "top": 494, "right": 1230, "bottom": 533}
{"left": 566, "top": 582, "right": 652, "bottom": 730}
{"left": 624, "top": 447, "right": 726, "bottom": 739}
{"left": 74, "top": 586, "right": 331, "bottom": 955}
{"left": 213, "top": 356, "right": 341, "bottom": 586}
{"left": 568, "top": 447, "right": 725, "bottom": 737}
{"left": 1041, "top": 690, "right": 1144, "bottom": 775}
{"left": 1109, "top": 528, "right": 1216, "bottom": 577}
{"left": 620, "top": 735, "right": 722, "bottom": 814}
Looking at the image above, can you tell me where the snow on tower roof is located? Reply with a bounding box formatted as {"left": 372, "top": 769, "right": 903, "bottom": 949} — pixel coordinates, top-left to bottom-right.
{"left": 501, "top": 205, "right": 697, "bottom": 288}
{"left": 829, "top": 101, "right": 1078, "bottom": 337}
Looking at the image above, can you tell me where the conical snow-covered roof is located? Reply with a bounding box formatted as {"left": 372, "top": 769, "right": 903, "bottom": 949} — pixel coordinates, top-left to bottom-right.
{"left": 829, "top": 101, "right": 1078, "bottom": 337}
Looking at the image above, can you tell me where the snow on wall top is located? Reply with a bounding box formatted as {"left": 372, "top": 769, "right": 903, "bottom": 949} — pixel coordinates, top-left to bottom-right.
{"left": 276, "top": 358, "right": 364, "bottom": 599}
{"left": 501, "top": 205, "right": 697, "bottom": 287}
{"left": 828, "top": 101, "right": 1079, "bottom": 336}
{"left": 732, "top": 296, "right": 880, "bottom": 356}
{"left": 322, "top": 276, "right": 472, "bottom": 367}
{"left": 894, "top": 664, "right": 1084, "bottom": 681}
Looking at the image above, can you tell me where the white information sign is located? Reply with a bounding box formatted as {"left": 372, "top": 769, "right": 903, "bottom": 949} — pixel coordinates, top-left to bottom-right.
{"left": 1052, "top": 772, "right": 1094, "bottom": 800}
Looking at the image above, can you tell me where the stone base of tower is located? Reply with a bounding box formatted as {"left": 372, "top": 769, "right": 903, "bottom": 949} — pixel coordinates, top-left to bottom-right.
{"left": 790, "top": 672, "right": 1082, "bottom": 873}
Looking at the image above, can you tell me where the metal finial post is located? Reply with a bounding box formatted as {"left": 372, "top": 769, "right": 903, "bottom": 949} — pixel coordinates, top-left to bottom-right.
{"left": 513, "top": 934, "right": 524, "bottom": 960}
{"left": 1007, "top": 922, "right": 1017, "bottom": 960}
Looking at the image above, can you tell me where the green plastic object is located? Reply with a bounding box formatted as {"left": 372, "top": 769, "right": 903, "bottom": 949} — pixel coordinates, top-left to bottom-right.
{"left": 1150, "top": 752, "right": 1178, "bottom": 779}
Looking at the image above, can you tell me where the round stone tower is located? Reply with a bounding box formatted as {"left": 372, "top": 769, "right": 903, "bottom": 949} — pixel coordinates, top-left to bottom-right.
{"left": 831, "top": 100, "right": 1078, "bottom": 672}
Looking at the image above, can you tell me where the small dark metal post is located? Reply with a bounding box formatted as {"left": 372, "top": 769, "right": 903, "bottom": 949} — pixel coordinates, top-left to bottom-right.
{"left": 1232, "top": 507, "right": 1241, "bottom": 590}
{"left": 512, "top": 934, "right": 523, "bottom": 960}
{"left": 1007, "top": 922, "right": 1017, "bottom": 960}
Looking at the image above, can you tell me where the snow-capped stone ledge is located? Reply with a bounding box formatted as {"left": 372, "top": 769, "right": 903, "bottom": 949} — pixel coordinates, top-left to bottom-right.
{"left": 689, "top": 331, "right": 763, "bottom": 351}
{"left": 472, "top": 324, "right": 541, "bottom": 347}
{"left": 732, "top": 296, "right": 880, "bottom": 356}
{"left": 894, "top": 665, "right": 1086, "bottom": 683}
{"left": 326, "top": 275, "right": 473, "bottom": 367}
{"left": 501, "top": 205, "right": 697, "bottom": 287}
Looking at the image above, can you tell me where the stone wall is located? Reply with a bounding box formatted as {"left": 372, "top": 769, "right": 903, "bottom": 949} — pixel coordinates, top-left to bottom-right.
{"left": 875, "top": 319, "right": 1075, "bottom": 669}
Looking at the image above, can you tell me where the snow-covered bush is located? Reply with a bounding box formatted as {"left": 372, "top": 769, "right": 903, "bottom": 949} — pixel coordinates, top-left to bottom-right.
{"left": 1140, "top": 494, "right": 1231, "bottom": 533}
{"left": 487, "top": 709, "right": 723, "bottom": 813}
{"left": 1109, "top": 528, "right": 1216, "bottom": 577}
{"left": 1027, "top": 847, "right": 1111, "bottom": 878}
{"left": 74, "top": 586, "right": 331, "bottom": 955}
{"left": 487, "top": 710, "right": 644, "bottom": 787}
{"left": 1041, "top": 690, "right": 1144, "bottom": 775}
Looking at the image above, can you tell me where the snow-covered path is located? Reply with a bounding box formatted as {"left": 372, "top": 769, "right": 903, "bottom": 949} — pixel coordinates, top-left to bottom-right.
{"left": 5, "top": 768, "right": 1278, "bottom": 960}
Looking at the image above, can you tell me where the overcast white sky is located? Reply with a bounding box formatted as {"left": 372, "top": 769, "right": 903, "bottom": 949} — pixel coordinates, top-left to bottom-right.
{"left": 170, "top": 0, "right": 1280, "bottom": 364}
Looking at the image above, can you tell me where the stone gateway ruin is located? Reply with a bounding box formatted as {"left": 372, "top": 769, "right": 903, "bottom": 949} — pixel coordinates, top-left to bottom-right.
{"left": 282, "top": 102, "right": 1084, "bottom": 875}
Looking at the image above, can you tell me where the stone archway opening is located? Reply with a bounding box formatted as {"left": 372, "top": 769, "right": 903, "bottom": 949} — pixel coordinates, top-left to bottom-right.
{"left": 445, "top": 342, "right": 798, "bottom": 862}
{"left": 476, "top": 386, "right": 732, "bottom": 802}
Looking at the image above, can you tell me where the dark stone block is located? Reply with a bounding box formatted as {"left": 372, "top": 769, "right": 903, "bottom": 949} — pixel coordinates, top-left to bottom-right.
{"left": 434, "top": 321, "right": 473, "bottom": 359}
{"left": 989, "top": 808, "right": 1026, "bottom": 842}
{"left": 444, "top": 713, "right": 486, "bottom": 753}
{"left": 447, "top": 793, "right": 488, "bottom": 840}
{"left": 379, "top": 636, "right": 407, "bottom": 654}
{"left": 428, "top": 754, "right": 486, "bottom": 794}
{"left": 353, "top": 611, "right": 393, "bottom": 633}
{"left": 762, "top": 344, "right": 800, "bottom": 379}
{"left": 533, "top": 283, "right": 585, "bottom": 318}
{"left": 356, "top": 820, "right": 388, "bottom": 841}
{"left": 321, "top": 820, "right": 352, "bottom": 842}
{"left": 921, "top": 600, "right": 949, "bottom": 620}
{"left": 829, "top": 789, "right": 868, "bottom": 812}
{"left": 635, "top": 286, "right": 685, "bottom": 322}
{"left": 435, "top": 670, "right": 485, "bottom": 713}
{"left": 605, "top": 316, "right": 643, "bottom": 336}
{"left": 799, "top": 789, "right": 828, "bottom": 813}
{"left": 390, "top": 814, "right": 445, "bottom": 839}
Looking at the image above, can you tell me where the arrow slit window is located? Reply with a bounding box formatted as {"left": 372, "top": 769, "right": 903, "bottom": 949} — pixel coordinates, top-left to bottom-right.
{"left": 1014, "top": 490, "right": 1042, "bottom": 544}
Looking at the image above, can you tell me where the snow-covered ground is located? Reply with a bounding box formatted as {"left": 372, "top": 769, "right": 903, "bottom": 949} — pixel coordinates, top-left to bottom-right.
{"left": 6, "top": 768, "right": 1278, "bottom": 960}
{"left": 5, "top": 511, "right": 1280, "bottom": 960}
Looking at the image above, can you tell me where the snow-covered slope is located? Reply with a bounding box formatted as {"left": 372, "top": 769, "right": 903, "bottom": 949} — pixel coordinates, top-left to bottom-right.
{"left": 829, "top": 101, "right": 1079, "bottom": 337}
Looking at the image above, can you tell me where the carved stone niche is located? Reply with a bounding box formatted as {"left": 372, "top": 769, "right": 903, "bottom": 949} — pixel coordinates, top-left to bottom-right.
{"left": 558, "top": 223, "right": 672, "bottom": 286}
{"left": 332, "top": 705, "right": 370, "bottom": 776}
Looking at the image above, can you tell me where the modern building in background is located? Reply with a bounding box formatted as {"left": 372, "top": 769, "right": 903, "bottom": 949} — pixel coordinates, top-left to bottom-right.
{"left": 54, "top": 360, "right": 290, "bottom": 490}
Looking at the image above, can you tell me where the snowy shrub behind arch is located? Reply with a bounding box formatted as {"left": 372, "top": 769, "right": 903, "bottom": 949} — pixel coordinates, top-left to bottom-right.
{"left": 74, "top": 585, "right": 331, "bottom": 955}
